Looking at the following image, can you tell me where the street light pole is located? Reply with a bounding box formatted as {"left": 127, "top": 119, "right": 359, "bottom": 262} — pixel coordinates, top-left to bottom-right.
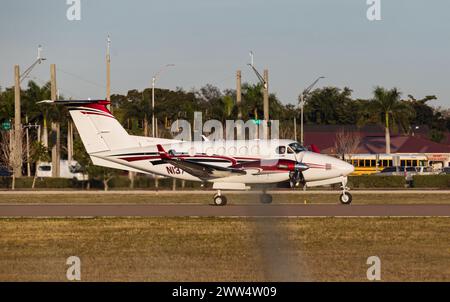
{"left": 13, "top": 45, "right": 46, "bottom": 178}
{"left": 151, "top": 64, "right": 175, "bottom": 137}
{"left": 299, "top": 76, "right": 325, "bottom": 146}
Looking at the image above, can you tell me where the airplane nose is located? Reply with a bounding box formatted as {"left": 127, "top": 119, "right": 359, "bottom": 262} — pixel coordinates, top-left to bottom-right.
{"left": 341, "top": 161, "right": 355, "bottom": 176}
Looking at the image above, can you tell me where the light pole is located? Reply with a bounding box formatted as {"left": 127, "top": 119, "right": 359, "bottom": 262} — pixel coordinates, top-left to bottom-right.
{"left": 13, "top": 45, "right": 46, "bottom": 178}
{"left": 151, "top": 64, "right": 175, "bottom": 137}
{"left": 299, "top": 76, "right": 325, "bottom": 146}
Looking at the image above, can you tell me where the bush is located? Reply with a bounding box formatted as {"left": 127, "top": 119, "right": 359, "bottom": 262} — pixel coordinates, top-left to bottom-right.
{"left": 109, "top": 176, "right": 131, "bottom": 188}
{"left": 0, "top": 177, "right": 80, "bottom": 189}
{"left": 0, "top": 175, "right": 205, "bottom": 190}
{"left": 412, "top": 175, "right": 450, "bottom": 188}
{"left": 348, "top": 175, "right": 406, "bottom": 188}
{"left": 10, "top": 175, "right": 449, "bottom": 190}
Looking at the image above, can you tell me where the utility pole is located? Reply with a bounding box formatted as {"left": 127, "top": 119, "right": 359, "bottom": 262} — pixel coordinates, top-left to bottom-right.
{"left": 13, "top": 65, "right": 22, "bottom": 178}
{"left": 106, "top": 35, "right": 111, "bottom": 111}
{"left": 300, "top": 93, "right": 304, "bottom": 146}
{"left": 236, "top": 70, "right": 242, "bottom": 119}
{"left": 25, "top": 116, "right": 30, "bottom": 177}
{"left": 263, "top": 69, "right": 269, "bottom": 139}
{"left": 236, "top": 70, "right": 242, "bottom": 139}
{"left": 67, "top": 121, "right": 73, "bottom": 162}
{"left": 50, "top": 64, "right": 60, "bottom": 178}
{"left": 247, "top": 52, "right": 269, "bottom": 139}
{"left": 151, "top": 77, "right": 155, "bottom": 137}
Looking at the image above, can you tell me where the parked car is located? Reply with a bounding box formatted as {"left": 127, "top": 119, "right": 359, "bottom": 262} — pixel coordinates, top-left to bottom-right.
{"left": 440, "top": 167, "right": 450, "bottom": 175}
{"left": 377, "top": 166, "right": 438, "bottom": 182}
{"left": 36, "top": 160, "right": 88, "bottom": 181}
{"left": 414, "top": 166, "right": 438, "bottom": 175}
{"left": 378, "top": 166, "right": 415, "bottom": 175}
{"left": 0, "top": 166, "right": 12, "bottom": 177}
{"left": 377, "top": 166, "right": 417, "bottom": 181}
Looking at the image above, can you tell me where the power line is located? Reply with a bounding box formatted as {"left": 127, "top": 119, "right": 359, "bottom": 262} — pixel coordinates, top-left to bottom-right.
{"left": 28, "top": 76, "right": 79, "bottom": 99}
{"left": 56, "top": 67, "right": 106, "bottom": 89}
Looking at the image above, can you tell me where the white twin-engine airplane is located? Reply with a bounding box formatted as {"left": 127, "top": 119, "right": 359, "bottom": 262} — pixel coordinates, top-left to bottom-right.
{"left": 43, "top": 99, "right": 355, "bottom": 206}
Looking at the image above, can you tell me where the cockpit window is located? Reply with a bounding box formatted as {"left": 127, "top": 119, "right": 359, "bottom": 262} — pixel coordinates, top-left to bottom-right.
{"left": 289, "top": 142, "right": 307, "bottom": 153}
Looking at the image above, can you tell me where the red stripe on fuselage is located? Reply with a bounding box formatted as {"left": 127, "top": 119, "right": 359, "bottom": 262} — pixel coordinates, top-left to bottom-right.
{"left": 81, "top": 111, "right": 115, "bottom": 118}
{"left": 81, "top": 101, "right": 112, "bottom": 114}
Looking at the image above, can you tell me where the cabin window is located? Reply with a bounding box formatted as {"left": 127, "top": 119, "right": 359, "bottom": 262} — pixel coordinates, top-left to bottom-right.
{"left": 276, "top": 146, "right": 286, "bottom": 154}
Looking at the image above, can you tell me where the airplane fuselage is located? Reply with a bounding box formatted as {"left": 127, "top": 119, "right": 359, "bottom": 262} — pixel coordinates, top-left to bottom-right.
{"left": 93, "top": 139, "right": 354, "bottom": 185}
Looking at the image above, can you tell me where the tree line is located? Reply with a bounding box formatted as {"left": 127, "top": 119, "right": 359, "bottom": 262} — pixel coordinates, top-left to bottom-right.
{"left": 1, "top": 80, "right": 449, "bottom": 189}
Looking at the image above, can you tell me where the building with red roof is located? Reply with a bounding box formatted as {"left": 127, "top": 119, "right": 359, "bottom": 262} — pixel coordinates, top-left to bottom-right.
{"left": 303, "top": 125, "right": 450, "bottom": 168}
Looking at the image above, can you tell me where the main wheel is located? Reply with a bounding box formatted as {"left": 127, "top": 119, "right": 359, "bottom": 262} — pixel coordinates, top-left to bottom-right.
{"left": 260, "top": 194, "right": 273, "bottom": 204}
{"left": 339, "top": 192, "right": 352, "bottom": 205}
{"left": 213, "top": 195, "right": 227, "bottom": 206}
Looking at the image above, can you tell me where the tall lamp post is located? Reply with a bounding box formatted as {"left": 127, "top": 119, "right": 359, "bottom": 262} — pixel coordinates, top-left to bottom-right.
{"left": 151, "top": 64, "right": 175, "bottom": 137}
{"left": 299, "top": 76, "right": 325, "bottom": 146}
{"left": 13, "top": 45, "right": 46, "bottom": 178}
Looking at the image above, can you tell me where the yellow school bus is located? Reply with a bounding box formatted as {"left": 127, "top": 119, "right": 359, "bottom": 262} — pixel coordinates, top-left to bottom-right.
{"left": 346, "top": 154, "right": 428, "bottom": 176}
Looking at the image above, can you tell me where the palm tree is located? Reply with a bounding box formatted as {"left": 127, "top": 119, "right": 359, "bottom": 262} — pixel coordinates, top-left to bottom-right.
{"left": 370, "top": 87, "right": 414, "bottom": 154}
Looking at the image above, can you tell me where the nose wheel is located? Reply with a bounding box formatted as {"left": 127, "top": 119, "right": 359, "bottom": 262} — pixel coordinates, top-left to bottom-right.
{"left": 339, "top": 192, "right": 352, "bottom": 205}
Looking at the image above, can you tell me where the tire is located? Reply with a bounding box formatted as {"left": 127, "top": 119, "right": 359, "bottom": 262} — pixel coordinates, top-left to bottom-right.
{"left": 339, "top": 192, "right": 352, "bottom": 205}
{"left": 260, "top": 194, "right": 273, "bottom": 204}
{"left": 213, "top": 195, "right": 227, "bottom": 206}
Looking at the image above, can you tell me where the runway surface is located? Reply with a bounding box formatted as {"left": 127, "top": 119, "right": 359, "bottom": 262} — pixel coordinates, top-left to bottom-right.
{"left": 1, "top": 203, "right": 450, "bottom": 217}
{"left": 1, "top": 190, "right": 450, "bottom": 195}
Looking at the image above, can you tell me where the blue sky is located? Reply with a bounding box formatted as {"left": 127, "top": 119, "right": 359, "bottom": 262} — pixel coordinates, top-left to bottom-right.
{"left": 1, "top": 0, "right": 449, "bottom": 107}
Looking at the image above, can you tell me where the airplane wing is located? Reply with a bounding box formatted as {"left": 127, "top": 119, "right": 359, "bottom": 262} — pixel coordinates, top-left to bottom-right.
{"left": 156, "top": 145, "right": 246, "bottom": 180}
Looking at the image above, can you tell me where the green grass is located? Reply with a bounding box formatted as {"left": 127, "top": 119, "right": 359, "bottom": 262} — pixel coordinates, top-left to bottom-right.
{"left": 0, "top": 192, "right": 450, "bottom": 204}
{"left": 0, "top": 217, "right": 448, "bottom": 281}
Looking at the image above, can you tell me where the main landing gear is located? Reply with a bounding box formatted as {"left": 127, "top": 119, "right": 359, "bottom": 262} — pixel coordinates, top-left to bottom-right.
{"left": 212, "top": 190, "right": 273, "bottom": 206}
{"left": 339, "top": 178, "right": 352, "bottom": 205}
{"left": 213, "top": 190, "right": 227, "bottom": 206}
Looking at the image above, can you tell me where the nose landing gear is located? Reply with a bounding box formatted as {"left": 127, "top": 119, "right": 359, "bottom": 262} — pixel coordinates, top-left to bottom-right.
{"left": 340, "top": 177, "right": 352, "bottom": 205}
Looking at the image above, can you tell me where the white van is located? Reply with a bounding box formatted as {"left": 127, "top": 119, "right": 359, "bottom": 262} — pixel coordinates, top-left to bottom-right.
{"left": 36, "top": 160, "right": 88, "bottom": 181}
